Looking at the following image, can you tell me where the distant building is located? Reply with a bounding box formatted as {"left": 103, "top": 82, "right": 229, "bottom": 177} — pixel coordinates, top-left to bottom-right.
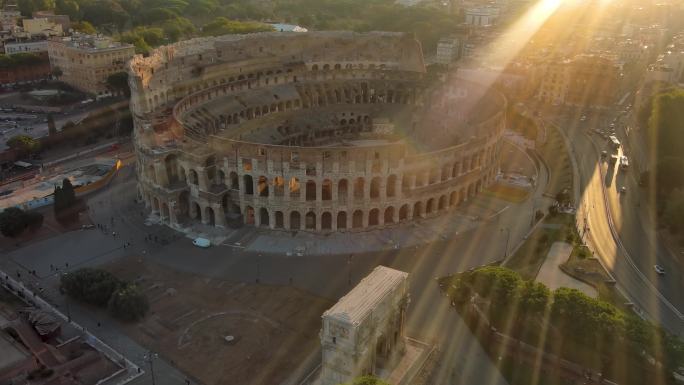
{"left": 465, "top": 7, "right": 499, "bottom": 26}
{"left": 537, "top": 55, "right": 620, "bottom": 108}
{"left": 47, "top": 34, "right": 135, "bottom": 95}
{"left": 32, "top": 11, "right": 70, "bottom": 32}
{"left": 616, "top": 39, "right": 651, "bottom": 63}
{"left": 0, "top": 52, "right": 50, "bottom": 84}
{"left": 4, "top": 39, "right": 48, "bottom": 55}
{"left": 22, "top": 18, "right": 63, "bottom": 37}
{"left": 268, "top": 23, "right": 307, "bottom": 32}
{"left": 0, "top": 6, "right": 20, "bottom": 31}
{"left": 435, "top": 36, "right": 462, "bottom": 65}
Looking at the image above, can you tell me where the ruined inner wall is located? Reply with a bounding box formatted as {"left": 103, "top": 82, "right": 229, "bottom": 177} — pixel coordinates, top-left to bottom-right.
{"left": 129, "top": 32, "right": 505, "bottom": 234}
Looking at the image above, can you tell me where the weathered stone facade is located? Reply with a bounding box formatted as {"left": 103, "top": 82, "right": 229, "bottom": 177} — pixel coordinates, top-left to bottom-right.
{"left": 320, "top": 266, "right": 409, "bottom": 385}
{"left": 128, "top": 31, "right": 505, "bottom": 233}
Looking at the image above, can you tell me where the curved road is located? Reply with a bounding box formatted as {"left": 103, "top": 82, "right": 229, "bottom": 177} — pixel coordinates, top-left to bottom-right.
{"left": 547, "top": 113, "right": 684, "bottom": 335}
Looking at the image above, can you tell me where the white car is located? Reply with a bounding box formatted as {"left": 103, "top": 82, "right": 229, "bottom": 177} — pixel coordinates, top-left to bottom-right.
{"left": 620, "top": 186, "right": 627, "bottom": 194}
{"left": 192, "top": 237, "right": 211, "bottom": 248}
{"left": 654, "top": 265, "right": 665, "bottom": 275}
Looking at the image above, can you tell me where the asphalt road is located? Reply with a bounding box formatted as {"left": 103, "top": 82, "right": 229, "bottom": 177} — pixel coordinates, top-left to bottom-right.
{"left": 547, "top": 109, "right": 684, "bottom": 335}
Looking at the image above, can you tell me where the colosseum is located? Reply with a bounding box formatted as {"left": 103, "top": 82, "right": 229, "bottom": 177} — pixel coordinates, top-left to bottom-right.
{"left": 127, "top": 31, "right": 506, "bottom": 233}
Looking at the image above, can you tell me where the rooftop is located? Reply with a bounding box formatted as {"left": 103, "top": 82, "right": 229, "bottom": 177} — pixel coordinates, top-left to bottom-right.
{"left": 323, "top": 265, "right": 408, "bottom": 326}
{"left": 50, "top": 33, "right": 133, "bottom": 52}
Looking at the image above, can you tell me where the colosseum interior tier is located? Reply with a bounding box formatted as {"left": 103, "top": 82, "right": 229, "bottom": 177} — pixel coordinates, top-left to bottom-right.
{"left": 129, "top": 31, "right": 507, "bottom": 233}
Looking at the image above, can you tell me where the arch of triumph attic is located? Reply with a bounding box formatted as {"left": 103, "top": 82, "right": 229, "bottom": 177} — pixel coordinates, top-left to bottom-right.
{"left": 128, "top": 31, "right": 506, "bottom": 233}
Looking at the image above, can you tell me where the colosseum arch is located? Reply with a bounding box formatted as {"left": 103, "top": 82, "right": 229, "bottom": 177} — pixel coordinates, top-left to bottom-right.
{"left": 161, "top": 202, "right": 170, "bottom": 222}
{"left": 259, "top": 208, "right": 270, "bottom": 227}
{"left": 165, "top": 154, "right": 179, "bottom": 184}
{"left": 189, "top": 169, "right": 199, "bottom": 185}
{"left": 384, "top": 207, "right": 395, "bottom": 224}
{"left": 369, "top": 208, "right": 379, "bottom": 226}
{"left": 275, "top": 211, "right": 284, "bottom": 228}
{"left": 321, "top": 212, "right": 332, "bottom": 230}
{"left": 191, "top": 202, "right": 201, "bottom": 220}
{"left": 305, "top": 211, "right": 316, "bottom": 230}
{"left": 338, "top": 179, "right": 348, "bottom": 201}
{"left": 337, "top": 211, "right": 347, "bottom": 229}
{"left": 290, "top": 211, "right": 301, "bottom": 230}
{"left": 413, "top": 201, "right": 423, "bottom": 219}
{"left": 352, "top": 210, "right": 364, "bottom": 228}
{"left": 245, "top": 206, "right": 255, "bottom": 225}
{"left": 205, "top": 206, "right": 216, "bottom": 226}
{"left": 450, "top": 191, "right": 459, "bottom": 206}
{"left": 399, "top": 204, "right": 409, "bottom": 221}
{"left": 229, "top": 172, "right": 239, "bottom": 190}
{"left": 439, "top": 195, "right": 448, "bottom": 211}
{"left": 426, "top": 198, "right": 436, "bottom": 215}
{"left": 243, "top": 175, "right": 254, "bottom": 195}
{"left": 178, "top": 191, "right": 190, "bottom": 218}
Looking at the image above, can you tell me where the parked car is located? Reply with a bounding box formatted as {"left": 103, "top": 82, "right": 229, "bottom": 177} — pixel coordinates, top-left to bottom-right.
{"left": 192, "top": 237, "right": 211, "bottom": 248}
{"left": 654, "top": 265, "right": 665, "bottom": 275}
{"left": 620, "top": 186, "right": 627, "bottom": 194}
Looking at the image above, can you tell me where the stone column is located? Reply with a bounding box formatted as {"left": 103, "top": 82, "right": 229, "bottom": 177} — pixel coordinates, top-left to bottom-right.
{"left": 285, "top": 177, "right": 291, "bottom": 202}
{"left": 198, "top": 168, "right": 209, "bottom": 191}
{"left": 214, "top": 205, "right": 226, "bottom": 228}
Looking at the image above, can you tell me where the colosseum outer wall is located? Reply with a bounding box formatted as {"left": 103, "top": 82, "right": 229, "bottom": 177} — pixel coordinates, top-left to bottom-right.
{"left": 129, "top": 31, "right": 505, "bottom": 233}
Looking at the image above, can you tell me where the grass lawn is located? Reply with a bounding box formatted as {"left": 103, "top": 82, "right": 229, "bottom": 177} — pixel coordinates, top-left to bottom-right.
{"left": 539, "top": 126, "right": 573, "bottom": 200}
{"left": 505, "top": 213, "right": 578, "bottom": 280}
{"left": 562, "top": 246, "right": 630, "bottom": 312}
{"left": 484, "top": 183, "right": 531, "bottom": 203}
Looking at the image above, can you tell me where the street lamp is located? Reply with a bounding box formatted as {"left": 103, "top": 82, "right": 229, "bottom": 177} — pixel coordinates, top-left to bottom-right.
{"left": 143, "top": 351, "right": 158, "bottom": 385}
{"left": 500, "top": 227, "right": 511, "bottom": 260}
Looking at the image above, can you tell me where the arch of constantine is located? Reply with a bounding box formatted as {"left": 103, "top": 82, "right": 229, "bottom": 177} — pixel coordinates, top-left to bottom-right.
{"left": 127, "top": 31, "right": 506, "bottom": 233}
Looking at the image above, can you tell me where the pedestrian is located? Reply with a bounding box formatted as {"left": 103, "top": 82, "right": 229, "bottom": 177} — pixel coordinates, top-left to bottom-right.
{"left": 97, "top": 322, "right": 101, "bottom": 327}
{"left": 65, "top": 262, "right": 69, "bottom": 268}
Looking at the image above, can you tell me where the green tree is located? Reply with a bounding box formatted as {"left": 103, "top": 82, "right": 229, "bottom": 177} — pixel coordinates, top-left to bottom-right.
{"left": 55, "top": 0, "right": 80, "bottom": 20}
{"left": 61, "top": 268, "right": 123, "bottom": 306}
{"left": 25, "top": 211, "right": 44, "bottom": 231}
{"left": 201, "top": 17, "right": 274, "bottom": 36}
{"left": 81, "top": 0, "right": 130, "bottom": 29}
{"left": 106, "top": 71, "right": 130, "bottom": 96}
{"left": 342, "top": 376, "right": 390, "bottom": 385}
{"left": 54, "top": 178, "right": 76, "bottom": 212}
{"left": 0, "top": 207, "right": 31, "bottom": 237}
{"left": 6, "top": 135, "right": 41, "bottom": 155}
{"left": 108, "top": 284, "right": 149, "bottom": 321}
{"left": 518, "top": 280, "right": 551, "bottom": 318}
{"left": 51, "top": 66, "right": 63, "bottom": 79}
{"left": 71, "top": 21, "right": 97, "bottom": 34}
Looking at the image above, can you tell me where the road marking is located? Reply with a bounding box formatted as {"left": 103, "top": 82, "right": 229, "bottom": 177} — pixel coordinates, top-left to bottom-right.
{"left": 587, "top": 135, "right": 684, "bottom": 320}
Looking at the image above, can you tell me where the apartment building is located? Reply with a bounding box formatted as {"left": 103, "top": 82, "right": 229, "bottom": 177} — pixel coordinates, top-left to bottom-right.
{"left": 47, "top": 34, "right": 134, "bottom": 95}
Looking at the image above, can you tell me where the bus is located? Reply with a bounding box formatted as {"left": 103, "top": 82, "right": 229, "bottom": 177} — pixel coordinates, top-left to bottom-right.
{"left": 620, "top": 156, "right": 629, "bottom": 170}
{"left": 609, "top": 135, "right": 621, "bottom": 149}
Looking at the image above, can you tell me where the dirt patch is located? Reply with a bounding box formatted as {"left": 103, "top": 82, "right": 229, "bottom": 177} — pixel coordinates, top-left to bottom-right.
{"left": 103, "top": 255, "right": 333, "bottom": 385}
{"left": 483, "top": 183, "right": 530, "bottom": 203}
